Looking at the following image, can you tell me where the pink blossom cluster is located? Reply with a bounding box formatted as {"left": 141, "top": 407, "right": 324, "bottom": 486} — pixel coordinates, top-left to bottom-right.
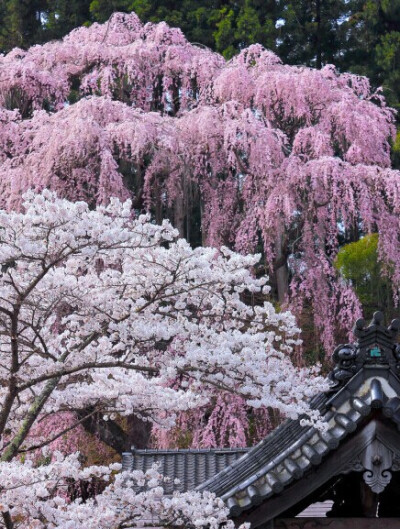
{"left": 27, "top": 411, "right": 112, "bottom": 463}
{"left": 0, "top": 12, "right": 222, "bottom": 114}
{"left": 0, "top": 13, "right": 397, "bottom": 351}
{"left": 152, "top": 393, "right": 274, "bottom": 449}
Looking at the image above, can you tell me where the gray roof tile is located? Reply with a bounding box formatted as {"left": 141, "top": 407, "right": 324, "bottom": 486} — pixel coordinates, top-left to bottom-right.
{"left": 122, "top": 314, "right": 400, "bottom": 518}
{"left": 121, "top": 448, "right": 249, "bottom": 494}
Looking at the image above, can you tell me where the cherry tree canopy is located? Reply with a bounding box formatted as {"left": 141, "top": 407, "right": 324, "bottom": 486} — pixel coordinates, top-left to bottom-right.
{"left": 0, "top": 11, "right": 398, "bottom": 350}
{"left": 0, "top": 191, "right": 323, "bottom": 528}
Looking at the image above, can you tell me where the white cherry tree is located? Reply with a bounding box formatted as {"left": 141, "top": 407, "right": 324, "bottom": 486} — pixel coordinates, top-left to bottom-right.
{"left": 0, "top": 191, "right": 324, "bottom": 528}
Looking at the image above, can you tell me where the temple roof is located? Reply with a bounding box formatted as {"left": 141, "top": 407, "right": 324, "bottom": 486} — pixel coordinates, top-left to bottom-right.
{"left": 121, "top": 447, "right": 249, "bottom": 494}
{"left": 122, "top": 312, "right": 400, "bottom": 524}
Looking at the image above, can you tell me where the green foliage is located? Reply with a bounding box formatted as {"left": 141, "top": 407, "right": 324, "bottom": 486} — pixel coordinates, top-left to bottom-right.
{"left": 335, "top": 234, "right": 393, "bottom": 320}
{"left": 391, "top": 130, "right": 400, "bottom": 168}
{"left": 45, "top": 0, "right": 91, "bottom": 39}
{"left": 340, "top": 0, "right": 400, "bottom": 109}
{"left": 376, "top": 31, "right": 400, "bottom": 109}
{"left": 213, "top": 1, "right": 276, "bottom": 59}
{"left": 276, "top": 0, "right": 351, "bottom": 69}
{"left": 335, "top": 234, "right": 380, "bottom": 293}
{"left": 214, "top": 7, "right": 235, "bottom": 58}
{"left": 89, "top": 0, "right": 130, "bottom": 23}
{"left": 0, "top": 0, "right": 48, "bottom": 51}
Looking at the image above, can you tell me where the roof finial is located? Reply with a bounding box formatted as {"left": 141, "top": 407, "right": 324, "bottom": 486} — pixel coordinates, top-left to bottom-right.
{"left": 331, "top": 313, "right": 400, "bottom": 386}
{"left": 372, "top": 311, "right": 384, "bottom": 325}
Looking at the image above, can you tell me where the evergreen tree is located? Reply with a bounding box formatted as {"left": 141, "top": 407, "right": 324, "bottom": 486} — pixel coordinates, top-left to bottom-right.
{"left": 335, "top": 234, "right": 394, "bottom": 320}
{"left": 88, "top": 0, "right": 277, "bottom": 59}
{"left": 89, "top": 0, "right": 130, "bottom": 23}
{"left": 45, "top": 0, "right": 91, "bottom": 41}
{"left": 275, "top": 0, "right": 351, "bottom": 69}
{"left": 213, "top": 0, "right": 278, "bottom": 58}
{"left": 342, "top": 0, "right": 400, "bottom": 109}
{"left": 0, "top": 0, "right": 47, "bottom": 51}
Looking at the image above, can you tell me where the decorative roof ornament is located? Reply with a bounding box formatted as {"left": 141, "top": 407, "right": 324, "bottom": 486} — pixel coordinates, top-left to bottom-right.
{"left": 123, "top": 312, "right": 400, "bottom": 524}
{"left": 330, "top": 311, "right": 400, "bottom": 386}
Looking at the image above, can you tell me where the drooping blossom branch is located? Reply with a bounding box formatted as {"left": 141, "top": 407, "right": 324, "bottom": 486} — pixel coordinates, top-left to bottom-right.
{"left": 0, "top": 13, "right": 397, "bottom": 351}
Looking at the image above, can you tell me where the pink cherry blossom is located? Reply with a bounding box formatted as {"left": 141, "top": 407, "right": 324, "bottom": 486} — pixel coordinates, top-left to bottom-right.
{"left": 0, "top": 14, "right": 396, "bottom": 352}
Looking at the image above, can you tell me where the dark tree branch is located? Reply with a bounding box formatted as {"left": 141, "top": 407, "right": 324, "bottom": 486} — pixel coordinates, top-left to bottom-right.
{"left": 2, "top": 511, "right": 14, "bottom": 529}
{"left": 76, "top": 408, "right": 131, "bottom": 453}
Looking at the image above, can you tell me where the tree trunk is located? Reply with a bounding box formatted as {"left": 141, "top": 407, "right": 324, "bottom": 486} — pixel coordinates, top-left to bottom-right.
{"left": 78, "top": 411, "right": 152, "bottom": 452}
{"left": 1, "top": 375, "right": 60, "bottom": 462}
{"left": 315, "top": 0, "right": 322, "bottom": 69}
{"left": 2, "top": 512, "right": 14, "bottom": 529}
{"left": 127, "top": 415, "right": 152, "bottom": 449}
{"left": 77, "top": 409, "right": 130, "bottom": 453}
{"left": 174, "top": 186, "right": 186, "bottom": 238}
{"left": 275, "top": 226, "right": 289, "bottom": 304}
{"left": 276, "top": 261, "right": 289, "bottom": 305}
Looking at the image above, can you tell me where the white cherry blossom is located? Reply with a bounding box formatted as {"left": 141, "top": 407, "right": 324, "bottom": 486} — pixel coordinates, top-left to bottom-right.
{"left": 0, "top": 191, "right": 325, "bottom": 527}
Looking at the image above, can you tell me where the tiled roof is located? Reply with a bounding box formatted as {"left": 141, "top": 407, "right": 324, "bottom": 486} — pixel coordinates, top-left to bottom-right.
{"left": 196, "top": 373, "right": 400, "bottom": 516}
{"left": 121, "top": 313, "right": 400, "bottom": 520}
{"left": 197, "top": 390, "right": 331, "bottom": 501}
{"left": 121, "top": 447, "right": 249, "bottom": 494}
{"left": 196, "top": 313, "right": 400, "bottom": 516}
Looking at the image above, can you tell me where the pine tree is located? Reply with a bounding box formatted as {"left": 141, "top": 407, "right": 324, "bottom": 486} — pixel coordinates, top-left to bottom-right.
{"left": 45, "top": 0, "right": 92, "bottom": 41}
{"left": 341, "top": 1, "right": 400, "bottom": 109}
{"left": 0, "top": 0, "right": 47, "bottom": 51}
{"left": 89, "top": 0, "right": 130, "bottom": 23}
{"left": 275, "top": 0, "right": 351, "bottom": 69}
